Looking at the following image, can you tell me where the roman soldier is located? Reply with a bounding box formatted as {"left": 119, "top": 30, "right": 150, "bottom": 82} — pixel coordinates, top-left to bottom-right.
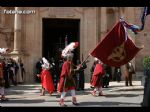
{"left": 57, "top": 53, "right": 81, "bottom": 106}
{"left": 90, "top": 58, "right": 105, "bottom": 96}
{"left": 37, "top": 57, "right": 55, "bottom": 96}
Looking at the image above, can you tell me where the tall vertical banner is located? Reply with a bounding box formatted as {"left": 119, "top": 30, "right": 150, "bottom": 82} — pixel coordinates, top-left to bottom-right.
{"left": 90, "top": 21, "right": 142, "bottom": 67}
{"left": 141, "top": 7, "right": 150, "bottom": 30}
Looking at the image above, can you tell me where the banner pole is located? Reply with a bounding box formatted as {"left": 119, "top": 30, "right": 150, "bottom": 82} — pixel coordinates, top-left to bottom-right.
{"left": 81, "top": 54, "right": 90, "bottom": 65}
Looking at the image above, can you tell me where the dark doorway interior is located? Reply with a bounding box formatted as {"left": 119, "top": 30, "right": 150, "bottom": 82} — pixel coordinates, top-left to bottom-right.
{"left": 42, "top": 18, "right": 80, "bottom": 64}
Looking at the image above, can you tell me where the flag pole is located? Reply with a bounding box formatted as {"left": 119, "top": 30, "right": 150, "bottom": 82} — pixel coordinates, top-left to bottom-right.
{"left": 80, "top": 54, "right": 90, "bottom": 65}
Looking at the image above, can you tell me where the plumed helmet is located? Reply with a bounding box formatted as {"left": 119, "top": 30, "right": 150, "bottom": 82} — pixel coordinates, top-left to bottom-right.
{"left": 42, "top": 57, "right": 50, "bottom": 70}
{"left": 66, "top": 53, "right": 74, "bottom": 61}
{"left": 0, "top": 48, "right": 9, "bottom": 54}
{"left": 94, "top": 58, "right": 99, "bottom": 61}
{"left": 94, "top": 57, "right": 103, "bottom": 64}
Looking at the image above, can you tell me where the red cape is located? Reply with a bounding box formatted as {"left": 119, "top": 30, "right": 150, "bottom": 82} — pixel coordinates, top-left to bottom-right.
{"left": 91, "top": 63, "right": 105, "bottom": 87}
{"left": 41, "top": 70, "right": 55, "bottom": 94}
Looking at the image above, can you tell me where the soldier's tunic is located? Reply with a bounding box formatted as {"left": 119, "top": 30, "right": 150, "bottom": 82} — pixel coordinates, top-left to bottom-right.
{"left": 58, "top": 61, "right": 76, "bottom": 93}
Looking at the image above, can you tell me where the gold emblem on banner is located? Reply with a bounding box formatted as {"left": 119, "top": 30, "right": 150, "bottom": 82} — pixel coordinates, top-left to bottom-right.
{"left": 107, "top": 42, "right": 126, "bottom": 62}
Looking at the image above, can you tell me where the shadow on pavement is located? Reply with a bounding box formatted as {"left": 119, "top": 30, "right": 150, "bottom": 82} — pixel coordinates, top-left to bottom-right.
{"left": 5, "top": 84, "right": 41, "bottom": 95}
{"left": 6, "top": 84, "right": 41, "bottom": 90}
{"left": 1, "top": 98, "right": 72, "bottom": 104}
{"left": 45, "top": 100, "right": 71, "bottom": 102}
{"left": 104, "top": 94, "right": 142, "bottom": 97}
{"left": 1, "top": 99, "right": 45, "bottom": 104}
{"left": 78, "top": 101, "right": 140, "bottom": 106}
{"left": 115, "top": 88, "right": 144, "bottom": 92}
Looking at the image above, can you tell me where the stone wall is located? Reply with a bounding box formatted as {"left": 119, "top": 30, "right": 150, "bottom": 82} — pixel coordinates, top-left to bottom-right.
{"left": 21, "top": 7, "right": 99, "bottom": 83}
{"left": 1, "top": 7, "right": 149, "bottom": 83}
{"left": 134, "top": 7, "right": 150, "bottom": 71}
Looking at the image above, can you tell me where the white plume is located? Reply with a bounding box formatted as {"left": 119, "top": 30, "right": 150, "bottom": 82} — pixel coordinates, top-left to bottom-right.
{"left": 42, "top": 57, "right": 50, "bottom": 70}
{"left": 0, "top": 48, "right": 9, "bottom": 54}
{"left": 62, "top": 42, "right": 78, "bottom": 57}
{"left": 94, "top": 58, "right": 99, "bottom": 61}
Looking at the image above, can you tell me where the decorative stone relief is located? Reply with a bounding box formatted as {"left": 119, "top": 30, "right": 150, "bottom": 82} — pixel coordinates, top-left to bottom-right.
{"left": 48, "top": 7, "right": 56, "bottom": 17}
{"left": 50, "top": 7, "right": 75, "bottom": 18}
{"left": 0, "top": 28, "right": 14, "bottom": 47}
{"left": 5, "top": 32, "right": 14, "bottom": 47}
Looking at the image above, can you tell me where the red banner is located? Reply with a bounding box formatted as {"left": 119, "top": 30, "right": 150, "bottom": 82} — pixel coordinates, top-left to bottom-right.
{"left": 90, "top": 21, "right": 141, "bottom": 67}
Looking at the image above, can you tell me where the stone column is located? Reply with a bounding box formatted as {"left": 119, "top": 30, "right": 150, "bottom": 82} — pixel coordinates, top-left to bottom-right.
{"left": 10, "top": 7, "right": 23, "bottom": 82}
{"left": 12, "top": 7, "right": 22, "bottom": 54}
{"left": 100, "top": 7, "right": 107, "bottom": 40}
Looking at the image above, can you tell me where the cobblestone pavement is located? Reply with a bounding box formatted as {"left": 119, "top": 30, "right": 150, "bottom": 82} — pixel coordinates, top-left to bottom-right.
{"left": 1, "top": 81, "right": 144, "bottom": 107}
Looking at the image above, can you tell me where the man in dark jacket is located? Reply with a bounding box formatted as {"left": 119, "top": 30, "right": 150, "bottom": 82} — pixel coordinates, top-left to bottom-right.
{"left": 102, "top": 64, "right": 112, "bottom": 88}
{"left": 6, "top": 58, "right": 17, "bottom": 86}
{"left": 2, "top": 58, "right": 10, "bottom": 88}
{"left": 49, "top": 57, "right": 58, "bottom": 91}
{"left": 114, "top": 67, "right": 122, "bottom": 82}
{"left": 35, "top": 58, "right": 42, "bottom": 83}
{"left": 124, "top": 62, "right": 135, "bottom": 86}
{"left": 76, "top": 60, "right": 87, "bottom": 91}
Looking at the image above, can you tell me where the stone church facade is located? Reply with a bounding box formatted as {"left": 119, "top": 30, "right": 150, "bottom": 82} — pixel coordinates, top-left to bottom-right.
{"left": 0, "top": 7, "right": 150, "bottom": 83}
